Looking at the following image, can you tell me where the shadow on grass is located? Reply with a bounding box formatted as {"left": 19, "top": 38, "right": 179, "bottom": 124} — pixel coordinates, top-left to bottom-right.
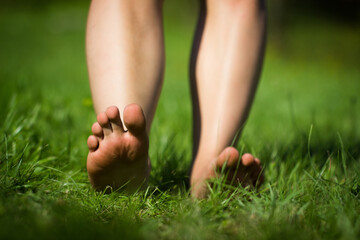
{"left": 149, "top": 134, "right": 190, "bottom": 193}
{"left": 148, "top": 127, "right": 360, "bottom": 194}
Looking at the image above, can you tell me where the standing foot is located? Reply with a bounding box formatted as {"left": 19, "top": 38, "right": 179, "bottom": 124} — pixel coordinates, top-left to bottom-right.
{"left": 86, "top": 104, "right": 150, "bottom": 192}
{"left": 190, "top": 147, "right": 264, "bottom": 198}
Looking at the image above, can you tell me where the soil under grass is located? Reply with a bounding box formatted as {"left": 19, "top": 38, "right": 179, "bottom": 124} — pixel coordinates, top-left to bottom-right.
{"left": 0, "top": 1, "right": 359, "bottom": 240}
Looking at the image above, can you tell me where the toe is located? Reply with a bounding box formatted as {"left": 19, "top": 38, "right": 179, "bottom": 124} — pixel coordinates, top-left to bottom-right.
{"left": 97, "top": 112, "right": 112, "bottom": 136}
{"left": 217, "top": 147, "right": 240, "bottom": 168}
{"left": 87, "top": 135, "right": 99, "bottom": 151}
{"left": 241, "top": 153, "right": 256, "bottom": 166}
{"left": 105, "top": 106, "right": 124, "bottom": 133}
{"left": 242, "top": 156, "right": 264, "bottom": 187}
{"left": 91, "top": 122, "right": 103, "bottom": 139}
{"left": 123, "top": 104, "right": 146, "bottom": 135}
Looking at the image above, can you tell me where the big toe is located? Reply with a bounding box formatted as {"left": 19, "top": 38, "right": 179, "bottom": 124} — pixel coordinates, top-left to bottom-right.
{"left": 123, "top": 104, "right": 146, "bottom": 135}
{"left": 216, "top": 147, "right": 240, "bottom": 168}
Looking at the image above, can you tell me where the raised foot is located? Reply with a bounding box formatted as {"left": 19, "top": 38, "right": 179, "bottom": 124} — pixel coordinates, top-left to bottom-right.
{"left": 86, "top": 104, "right": 150, "bottom": 192}
{"left": 190, "top": 147, "right": 264, "bottom": 198}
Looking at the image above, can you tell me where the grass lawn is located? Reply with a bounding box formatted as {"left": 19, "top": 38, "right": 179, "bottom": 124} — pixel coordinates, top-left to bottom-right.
{"left": 0, "top": 1, "right": 360, "bottom": 239}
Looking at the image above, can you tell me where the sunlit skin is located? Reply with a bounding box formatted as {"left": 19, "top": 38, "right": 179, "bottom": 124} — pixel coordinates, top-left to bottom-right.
{"left": 87, "top": 105, "right": 150, "bottom": 192}
{"left": 86, "top": 0, "right": 266, "bottom": 198}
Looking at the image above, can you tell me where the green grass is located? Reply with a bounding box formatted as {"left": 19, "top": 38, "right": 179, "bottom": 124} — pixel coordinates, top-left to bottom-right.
{"left": 1, "top": 1, "right": 360, "bottom": 239}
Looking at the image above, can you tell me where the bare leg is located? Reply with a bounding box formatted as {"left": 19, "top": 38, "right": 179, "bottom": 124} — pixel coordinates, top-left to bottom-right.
{"left": 86, "top": 0, "right": 164, "bottom": 191}
{"left": 190, "top": 0, "right": 267, "bottom": 198}
{"left": 86, "top": 0, "right": 164, "bottom": 131}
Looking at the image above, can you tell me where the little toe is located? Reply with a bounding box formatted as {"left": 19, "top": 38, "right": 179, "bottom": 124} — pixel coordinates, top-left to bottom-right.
{"left": 91, "top": 122, "right": 103, "bottom": 139}
{"left": 123, "top": 104, "right": 146, "bottom": 135}
{"left": 105, "top": 106, "right": 124, "bottom": 133}
{"left": 87, "top": 135, "right": 99, "bottom": 152}
{"left": 97, "top": 112, "right": 112, "bottom": 136}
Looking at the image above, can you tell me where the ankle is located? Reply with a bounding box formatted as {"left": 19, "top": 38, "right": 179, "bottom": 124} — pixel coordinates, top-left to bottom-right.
{"left": 194, "top": 146, "right": 225, "bottom": 163}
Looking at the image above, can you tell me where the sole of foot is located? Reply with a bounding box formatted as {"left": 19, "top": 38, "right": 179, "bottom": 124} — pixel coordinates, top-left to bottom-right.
{"left": 86, "top": 104, "right": 150, "bottom": 193}
{"left": 190, "top": 147, "right": 264, "bottom": 198}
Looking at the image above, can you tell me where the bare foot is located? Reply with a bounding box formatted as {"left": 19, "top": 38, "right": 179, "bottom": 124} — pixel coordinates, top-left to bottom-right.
{"left": 86, "top": 104, "right": 150, "bottom": 192}
{"left": 190, "top": 147, "right": 264, "bottom": 198}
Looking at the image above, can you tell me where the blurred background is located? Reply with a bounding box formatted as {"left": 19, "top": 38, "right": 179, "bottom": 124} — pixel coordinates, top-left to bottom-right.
{"left": 0, "top": 0, "right": 359, "bottom": 161}
{"left": 0, "top": 2, "right": 359, "bottom": 238}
